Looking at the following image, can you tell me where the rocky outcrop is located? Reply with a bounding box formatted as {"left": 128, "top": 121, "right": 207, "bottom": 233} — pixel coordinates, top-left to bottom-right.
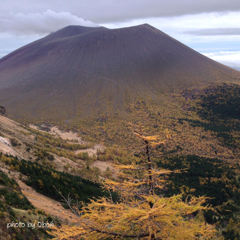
{"left": 0, "top": 106, "right": 6, "bottom": 115}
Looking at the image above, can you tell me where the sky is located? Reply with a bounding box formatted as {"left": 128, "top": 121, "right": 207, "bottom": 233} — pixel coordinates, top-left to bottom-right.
{"left": 0, "top": 0, "right": 240, "bottom": 70}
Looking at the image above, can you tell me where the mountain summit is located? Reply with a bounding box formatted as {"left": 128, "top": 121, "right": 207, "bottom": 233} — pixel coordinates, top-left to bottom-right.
{"left": 0, "top": 24, "right": 238, "bottom": 121}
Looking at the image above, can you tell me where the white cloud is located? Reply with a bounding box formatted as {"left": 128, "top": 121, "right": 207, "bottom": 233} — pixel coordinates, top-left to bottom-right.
{"left": 105, "top": 11, "right": 240, "bottom": 35}
{"left": 203, "top": 51, "right": 240, "bottom": 69}
{"left": 0, "top": 10, "right": 97, "bottom": 35}
{"left": 185, "top": 28, "right": 240, "bottom": 36}
{"left": 1, "top": 0, "right": 240, "bottom": 23}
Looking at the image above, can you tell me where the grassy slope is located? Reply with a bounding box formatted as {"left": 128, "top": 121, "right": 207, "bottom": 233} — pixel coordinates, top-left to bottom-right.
{"left": 0, "top": 169, "right": 51, "bottom": 240}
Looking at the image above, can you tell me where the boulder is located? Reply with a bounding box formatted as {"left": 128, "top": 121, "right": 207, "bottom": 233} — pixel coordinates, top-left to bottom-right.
{"left": 0, "top": 106, "right": 6, "bottom": 115}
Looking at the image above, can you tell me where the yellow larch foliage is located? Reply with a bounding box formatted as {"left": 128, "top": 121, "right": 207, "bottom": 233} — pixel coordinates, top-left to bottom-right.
{"left": 50, "top": 195, "right": 216, "bottom": 240}
{"left": 49, "top": 131, "right": 217, "bottom": 240}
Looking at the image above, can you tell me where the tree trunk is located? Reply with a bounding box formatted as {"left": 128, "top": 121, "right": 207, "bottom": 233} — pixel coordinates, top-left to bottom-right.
{"left": 145, "top": 140, "right": 154, "bottom": 196}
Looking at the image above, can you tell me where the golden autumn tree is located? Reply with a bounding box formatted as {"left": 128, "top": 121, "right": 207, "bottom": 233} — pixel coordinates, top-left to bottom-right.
{"left": 50, "top": 132, "right": 217, "bottom": 240}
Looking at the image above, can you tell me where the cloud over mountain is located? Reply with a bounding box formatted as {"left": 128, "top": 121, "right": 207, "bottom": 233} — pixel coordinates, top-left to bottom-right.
{"left": 0, "top": 10, "right": 97, "bottom": 35}
{"left": 1, "top": 0, "right": 240, "bottom": 23}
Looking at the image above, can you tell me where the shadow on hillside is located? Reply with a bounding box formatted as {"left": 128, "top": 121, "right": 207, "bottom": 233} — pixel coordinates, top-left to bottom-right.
{"left": 180, "top": 84, "right": 240, "bottom": 148}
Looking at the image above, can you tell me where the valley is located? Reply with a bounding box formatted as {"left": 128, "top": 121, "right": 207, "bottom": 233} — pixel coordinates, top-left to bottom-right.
{"left": 0, "top": 23, "right": 240, "bottom": 239}
{"left": 0, "top": 82, "right": 240, "bottom": 239}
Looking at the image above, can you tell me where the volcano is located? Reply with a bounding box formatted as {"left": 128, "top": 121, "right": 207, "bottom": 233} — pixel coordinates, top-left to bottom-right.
{"left": 0, "top": 24, "right": 238, "bottom": 121}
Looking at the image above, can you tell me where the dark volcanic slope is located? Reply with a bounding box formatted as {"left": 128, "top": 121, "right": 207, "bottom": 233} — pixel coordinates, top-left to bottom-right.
{"left": 0, "top": 24, "right": 238, "bottom": 120}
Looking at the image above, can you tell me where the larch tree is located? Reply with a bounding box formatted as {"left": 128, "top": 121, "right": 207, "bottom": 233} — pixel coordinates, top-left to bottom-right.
{"left": 49, "top": 132, "right": 217, "bottom": 240}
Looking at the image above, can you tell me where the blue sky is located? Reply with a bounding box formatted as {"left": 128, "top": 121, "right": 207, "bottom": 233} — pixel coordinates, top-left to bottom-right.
{"left": 0, "top": 1, "right": 240, "bottom": 70}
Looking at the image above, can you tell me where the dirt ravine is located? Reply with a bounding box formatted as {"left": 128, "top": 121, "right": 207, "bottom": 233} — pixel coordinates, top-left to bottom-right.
{"left": 29, "top": 124, "right": 115, "bottom": 175}
{"left": 75, "top": 144, "right": 105, "bottom": 157}
{"left": 0, "top": 167, "right": 79, "bottom": 224}
{"left": 29, "top": 124, "right": 84, "bottom": 143}
{"left": 0, "top": 136, "right": 18, "bottom": 157}
{"left": 17, "top": 180, "right": 80, "bottom": 224}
